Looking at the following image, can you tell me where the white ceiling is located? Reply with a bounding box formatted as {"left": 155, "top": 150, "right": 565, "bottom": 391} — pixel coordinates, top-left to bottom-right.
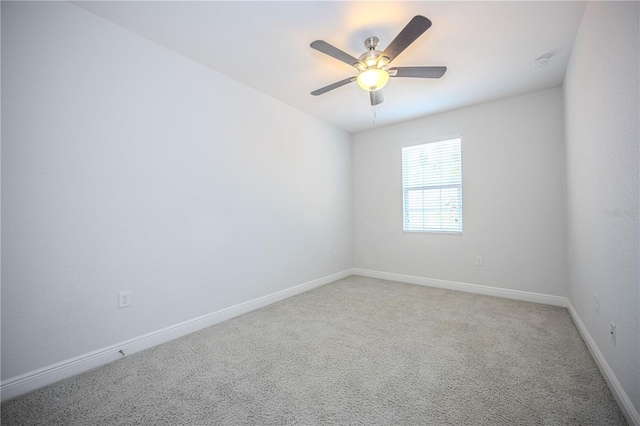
{"left": 72, "top": 1, "right": 586, "bottom": 134}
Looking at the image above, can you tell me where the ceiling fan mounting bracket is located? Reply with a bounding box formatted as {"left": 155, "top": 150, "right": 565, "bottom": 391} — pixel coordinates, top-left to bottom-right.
{"left": 364, "top": 36, "right": 379, "bottom": 51}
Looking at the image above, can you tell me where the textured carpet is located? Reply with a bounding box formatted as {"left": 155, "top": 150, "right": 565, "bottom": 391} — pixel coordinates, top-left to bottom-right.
{"left": 1, "top": 276, "right": 627, "bottom": 425}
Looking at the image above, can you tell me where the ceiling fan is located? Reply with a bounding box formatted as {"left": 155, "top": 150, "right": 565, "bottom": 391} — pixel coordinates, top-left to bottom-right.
{"left": 310, "top": 15, "right": 446, "bottom": 106}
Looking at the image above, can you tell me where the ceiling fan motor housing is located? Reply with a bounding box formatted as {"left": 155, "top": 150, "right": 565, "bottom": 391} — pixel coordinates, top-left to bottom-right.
{"left": 359, "top": 50, "right": 382, "bottom": 68}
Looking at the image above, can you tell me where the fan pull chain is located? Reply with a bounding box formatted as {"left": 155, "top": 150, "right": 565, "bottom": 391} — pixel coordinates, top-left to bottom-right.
{"left": 372, "top": 106, "right": 377, "bottom": 126}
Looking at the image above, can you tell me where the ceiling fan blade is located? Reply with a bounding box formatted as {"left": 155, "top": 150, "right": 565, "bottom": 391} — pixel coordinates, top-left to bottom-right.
{"left": 370, "top": 90, "right": 384, "bottom": 106}
{"left": 380, "top": 15, "right": 432, "bottom": 65}
{"left": 389, "top": 66, "right": 447, "bottom": 78}
{"left": 310, "top": 40, "right": 364, "bottom": 68}
{"left": 311, "top": 77, "right": 357, "bottom": 96}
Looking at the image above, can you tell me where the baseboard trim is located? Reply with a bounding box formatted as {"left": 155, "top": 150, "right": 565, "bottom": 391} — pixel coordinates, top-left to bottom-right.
{"left": 566, "top": 301, "right": 640, "bottom": 426}
{"left": 352, "top": 268, "right": 567, "bottom": 307}
{"left": 0, "top": 269, "right": 352, "bottom": 402}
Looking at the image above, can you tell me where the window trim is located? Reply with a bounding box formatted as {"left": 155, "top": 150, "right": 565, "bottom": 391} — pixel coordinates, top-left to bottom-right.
{"left": 401, "top": 136, "right": 463, "bottom": 235}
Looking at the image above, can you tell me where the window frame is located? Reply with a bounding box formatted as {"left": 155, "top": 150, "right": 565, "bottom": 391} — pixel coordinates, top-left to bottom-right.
{"left": 401, "top": 136, "right": 463, "bottom": 235}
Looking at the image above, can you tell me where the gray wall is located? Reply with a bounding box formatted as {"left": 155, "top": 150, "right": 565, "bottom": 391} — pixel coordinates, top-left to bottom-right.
{"left": 564, "top": 0, "right": 640, "bottom": 415}
{"left": 1, "top": 1, "right": 352, "bottom": 380}
{"left": 352, "top": 87, "right": 567, "bottom": 297}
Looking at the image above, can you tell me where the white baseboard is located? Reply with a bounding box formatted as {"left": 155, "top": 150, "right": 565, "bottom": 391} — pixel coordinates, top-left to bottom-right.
{"left": 566, "top": 301, "right": 640, "bottom": 426}
{"left": 352, "top": 268, "right": 567, "bottom": 307}
{"left": 0, "top": 269, "right": 352, "bottom": 402}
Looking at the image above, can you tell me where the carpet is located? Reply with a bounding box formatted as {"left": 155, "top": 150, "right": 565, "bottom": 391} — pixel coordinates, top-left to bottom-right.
{"left": 1, "top": 275, "right": 627, "bottom": 425}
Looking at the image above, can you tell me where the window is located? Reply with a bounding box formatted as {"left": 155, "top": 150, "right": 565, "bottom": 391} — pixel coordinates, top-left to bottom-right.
{"left": 402, "top": 137, "right": 462, "bottom": 234}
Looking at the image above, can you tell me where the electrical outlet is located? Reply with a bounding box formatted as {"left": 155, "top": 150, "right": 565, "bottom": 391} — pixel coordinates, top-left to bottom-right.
{"left": 118, "top": 291, "right": 131, "bottom": 308}
{"left": 332, "top": 249, "right": 336, "bottom": 259}
{"left": 475, "top": 256, "right": 483, "bottom": 266}
{"left": 595, "top": 295, "right": 599, "bottom": 313}
{"left": 610, "top": 323, "right": 616, "bottom": 346}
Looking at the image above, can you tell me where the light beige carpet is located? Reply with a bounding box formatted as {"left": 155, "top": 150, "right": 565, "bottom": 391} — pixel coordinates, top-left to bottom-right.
{"left": 1, "top": 276, "right": 627, "bottom": 425}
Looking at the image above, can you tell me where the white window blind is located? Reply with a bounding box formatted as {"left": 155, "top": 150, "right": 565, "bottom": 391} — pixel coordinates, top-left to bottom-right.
{"left": 402, "top": 138, "right": 462, "bottom": 233}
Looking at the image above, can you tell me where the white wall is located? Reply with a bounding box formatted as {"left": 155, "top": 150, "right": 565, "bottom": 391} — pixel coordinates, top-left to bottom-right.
{"left": 564, "top": 0, "right": 639, "bottom": 417}
{"left": 1, "top": 1, "right": 351, "bottom": 381}
{"left": 352, "top": 88, "right": 567, "bottom": 297}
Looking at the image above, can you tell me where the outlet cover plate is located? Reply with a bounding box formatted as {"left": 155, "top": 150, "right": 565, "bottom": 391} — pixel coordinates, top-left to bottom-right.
{"left": 118, "top": 291, "right": 131, "bottom": 308}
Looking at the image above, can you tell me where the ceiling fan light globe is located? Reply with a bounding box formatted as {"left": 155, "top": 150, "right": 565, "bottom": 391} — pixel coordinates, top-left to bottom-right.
{"left": 357, "top": 69, "right": 390, "bottom": 92}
